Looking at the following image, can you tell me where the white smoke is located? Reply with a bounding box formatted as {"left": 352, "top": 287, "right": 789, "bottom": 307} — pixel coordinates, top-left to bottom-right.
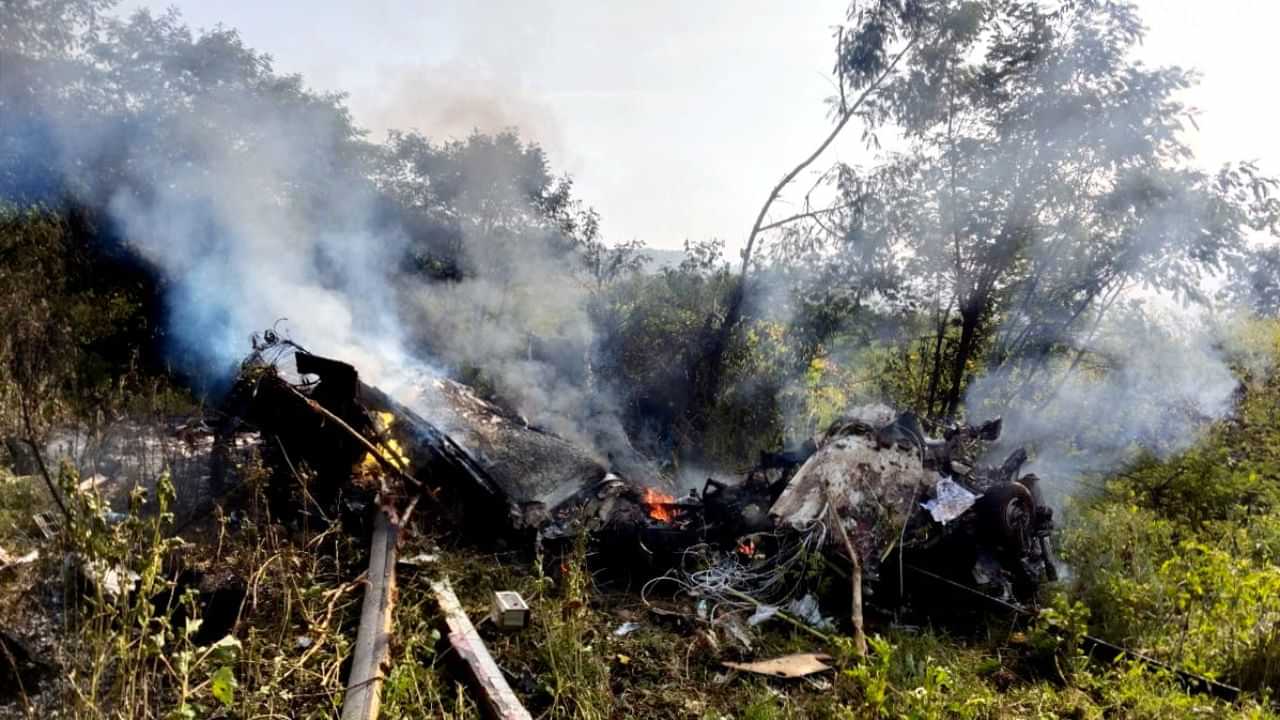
{"left": 6, "top": 7, "right": 635, "bottom": 462}
{"left": 965, "top": 301, "right": 1241, "bottom": 508}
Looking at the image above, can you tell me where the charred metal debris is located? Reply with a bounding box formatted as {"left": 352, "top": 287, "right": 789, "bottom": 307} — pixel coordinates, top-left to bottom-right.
{"left": 202, "top": 338, "right": 1249, "bottom": 712}
{"left": 216, "top": 338, "right": 1056, "bottom": 613}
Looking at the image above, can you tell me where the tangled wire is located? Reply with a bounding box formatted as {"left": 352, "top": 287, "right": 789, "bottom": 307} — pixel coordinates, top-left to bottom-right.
{"left": 640, "top": 520, "right": 831, "bottom": 626}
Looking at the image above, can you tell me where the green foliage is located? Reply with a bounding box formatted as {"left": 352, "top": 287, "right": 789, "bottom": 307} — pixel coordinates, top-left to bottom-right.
{"left": 379, "top": 129, "right": 602, "bottom": 284}
{"left": 595, "top": 239, "right": 759, "bottom": 462}
{"left": 55, "top": 467, "right": 239, "bottom": 718}
{"left": 534, "top": 533, "right": 614, "bottom": 720}
{"left": 0, "top": 207, "right": 150, "bottom": 436}
{"left": 1064, "top": 319, "right": 1280, "bottom": 692}
{"left": 801, "top": 0, "right": 1280, "bottom": 417}
{"left": 3, "top": 1, "right": 1280, "bottom": 716}
{"left": 0, "top": 433, "right": 368, "bottom": 718}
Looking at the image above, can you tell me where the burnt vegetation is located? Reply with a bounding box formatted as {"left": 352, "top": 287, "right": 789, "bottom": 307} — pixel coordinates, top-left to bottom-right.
{"left": 2, "top": 0, "right": 1280, "bottom": 718}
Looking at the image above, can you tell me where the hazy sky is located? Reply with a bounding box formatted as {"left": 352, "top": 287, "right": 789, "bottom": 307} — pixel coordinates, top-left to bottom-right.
{"left": 120, "top": 1, "right": 1280, "bottom": 251}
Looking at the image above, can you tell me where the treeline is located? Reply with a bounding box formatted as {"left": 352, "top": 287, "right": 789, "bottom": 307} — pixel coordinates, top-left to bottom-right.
{"left": 0, "top": 2, "right": 622, "bottom": 438}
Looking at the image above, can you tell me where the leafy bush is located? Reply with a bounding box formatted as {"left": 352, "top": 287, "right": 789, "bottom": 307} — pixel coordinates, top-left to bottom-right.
{"left": 1064, "top": 319, "right": 1280, "bottom": 692}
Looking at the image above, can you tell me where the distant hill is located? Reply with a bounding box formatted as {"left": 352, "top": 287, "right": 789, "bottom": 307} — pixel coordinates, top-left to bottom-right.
{"left": 639, "top": 247, "right": 687, "bottom": 272}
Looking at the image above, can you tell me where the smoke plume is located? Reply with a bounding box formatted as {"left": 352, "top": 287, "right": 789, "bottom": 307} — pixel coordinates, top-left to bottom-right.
{"left": 965, "top": 304, "right": 1242, "bottom": 508}
{"left": 3, "top": 6, "right": 630, "bottom": 463}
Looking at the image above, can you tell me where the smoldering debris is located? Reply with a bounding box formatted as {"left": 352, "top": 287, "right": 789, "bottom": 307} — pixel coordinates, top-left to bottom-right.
{"left": 187, "top": 336, "right": 1252, "bottom": 712}
{"left": 220, "top": 339, "right": 1057, "bottom": 609}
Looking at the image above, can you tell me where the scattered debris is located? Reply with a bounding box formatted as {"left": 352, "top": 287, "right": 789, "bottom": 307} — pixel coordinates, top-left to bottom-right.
{"left": 722, "top": 653, "right": 834, "bottom": 679}
{"left": 31, "top": 513, "right": 56, "bottom": 541}
{"left": 612, "top": 621, "right": 642, "bottom": 637}
{"left": 67, "top": 555, "right": 140, "bottom": 601}
{"left": 721, "top": 615, "right": 755, "bottom": 651}
{"left": 76, "top": 474, "right": 108, "bottom": 493}
{"left": 429, "top": 578, "right": 533, "bottom": 720}
{"left": 216, "top": 344, "right": 502, "bottom": 523}
{"left": 767, "top": 408, "right": 1057, "bottom": 605}
{"left": 490, "top": 591, "right": 530, "bottom": 631}
{"left": 210, "top": 342, "right": 1073, "bottom": 711}
{"left": 0, "top": 546, "right": 37, "bottom": 571}
{"left": 746, "top": 605, "right": 778, "bottom": 627}
{"left": 341, "top": 509, "right": 398, "bottom": 720}
{"left": 783, "top": 594, "right": 834, "bottom": 633}
{"left": 396, "top": 552, "right": 439, "bottom": 570}
{"left": 921, "top": 477, "right": 980, "bottom": 525}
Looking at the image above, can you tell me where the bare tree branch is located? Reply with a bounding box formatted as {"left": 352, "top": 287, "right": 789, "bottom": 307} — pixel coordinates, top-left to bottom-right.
{"left": 756, "top": 203, "right": 854, "bottom": 235}
{"left": 740, "top": 34, "right": 918, "bottom": 279}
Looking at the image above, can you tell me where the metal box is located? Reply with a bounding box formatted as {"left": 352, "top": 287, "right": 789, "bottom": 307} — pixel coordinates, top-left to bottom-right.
{"left": 490, "top": 590, "right": 530, "bottom": 630}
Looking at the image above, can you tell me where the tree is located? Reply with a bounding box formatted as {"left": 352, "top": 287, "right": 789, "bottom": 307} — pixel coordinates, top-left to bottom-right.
{"left": 1228, "top": 244, "right": 1280, "bottom": 318}
{"left": 679, "top": 0, "right": 938, "bottom": 456}
{"left": 376, "top": 130, "right": 594, "bottom": 281}
{"left": 0, "top": 206, "right": 148, "bottom": 521}
{"left": 825, "top": 0, "right": 1278, "bottom": 417}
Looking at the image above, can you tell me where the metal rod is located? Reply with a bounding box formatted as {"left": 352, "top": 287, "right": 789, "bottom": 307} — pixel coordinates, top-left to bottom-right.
{"left": 341, "top": 509, "right": 399, "bottom": 720}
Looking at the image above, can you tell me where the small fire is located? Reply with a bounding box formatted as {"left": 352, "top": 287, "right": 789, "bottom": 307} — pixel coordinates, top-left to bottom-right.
{"left": 641, "top": 487, "right": 676, "bottom": 523}
{"left": 360, "top": 411, "right": 411, "bottom": 474}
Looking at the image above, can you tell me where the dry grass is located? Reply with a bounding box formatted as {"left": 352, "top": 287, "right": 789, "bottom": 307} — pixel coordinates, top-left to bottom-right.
{"left": 1, "top": 454, "right": 1276, "bottom": 719}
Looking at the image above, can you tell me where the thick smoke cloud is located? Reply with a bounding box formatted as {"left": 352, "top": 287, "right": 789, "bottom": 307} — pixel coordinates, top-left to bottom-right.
{"left": 103, "top": 127, "right": 415, "bottom": 388}
{"left": 5, "top": 7, "right": 632, "bottom": 464}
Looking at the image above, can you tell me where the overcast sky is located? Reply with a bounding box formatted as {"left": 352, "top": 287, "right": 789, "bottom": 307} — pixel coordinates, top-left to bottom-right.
{"left": 120, "top": 1, "right": 1280, "bottom": 251}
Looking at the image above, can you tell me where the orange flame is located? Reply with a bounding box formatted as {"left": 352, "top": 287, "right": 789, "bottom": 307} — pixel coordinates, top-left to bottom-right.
{"left": 641, "top": 487, "right": 676, "bottom": 523}
{"left": 360, "top": 411, "right": 411, "bottom": 474}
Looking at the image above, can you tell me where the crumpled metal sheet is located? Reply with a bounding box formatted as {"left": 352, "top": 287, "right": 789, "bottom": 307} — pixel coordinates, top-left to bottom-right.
{"left": 746, "top": 592, "right": 834, "bottom": 631}
{"left": 921, "top": 477, "right": 980, "bottom": 525}
{"left": 769, "top": 431, "right": 938, "bottom": 558}
{"left": 406, "top": 377, "right": 610, "bottom": 512}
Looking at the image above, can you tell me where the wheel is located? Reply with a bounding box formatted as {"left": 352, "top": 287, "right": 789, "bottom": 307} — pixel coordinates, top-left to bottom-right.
{"left": 976, "top": 481, "right": 1034, "bottom": 551}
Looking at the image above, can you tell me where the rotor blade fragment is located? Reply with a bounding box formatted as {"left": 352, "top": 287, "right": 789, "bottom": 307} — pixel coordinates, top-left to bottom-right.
{"left": 429, "top": 578, "right": 533, "bottom": 720}
{"left": 722, "top": 652, "right": 834, "bottom": 679}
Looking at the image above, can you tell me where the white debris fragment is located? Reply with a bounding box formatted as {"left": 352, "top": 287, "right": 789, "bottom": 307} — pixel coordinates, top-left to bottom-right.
{"left": 747, "top": 605, "right": 780, "bottom": 626}
{"left": 0, "top": 546, "right": 37, "bottom": 570}
{"left": 612, "top": 621, "right": 642, "bottom": 637}
{"left": 77, "top": 558, "right": 140, "bottom": 600}
{"left": 722, "top": 616, "right": 755, "bottom": 651}
{"left": 397, "top": 552, "right": 439, "bottom": 568}
{"left": 921, "top": 477, "right": 979, "bottom": 524}
{"left": 78, "top": 474, "right": 109, "bottom": 492}
{"left": 696, "top": 598, "right": 710, "bottom": 621}
{"left": 784, "top": 593, "right": 835, "bottom": 631}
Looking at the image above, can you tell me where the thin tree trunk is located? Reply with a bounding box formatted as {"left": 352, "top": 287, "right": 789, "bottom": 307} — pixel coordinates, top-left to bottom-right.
{"left": 687, "top": 36, "right": 919, "bottom": 447}
{"left": 824, "top": 483, "right": 866, "bottom": 658}
{"left": 740, "top": 35, "right": 919, "bottom": 278}
{"left": 924, "top": 296, "right": 953, "bottom": 417}
{"left": 18, "top": 396, "right": 70, "bottom": 524}
{"left": 943, "top": 304, "right": 983, "bottom": 419}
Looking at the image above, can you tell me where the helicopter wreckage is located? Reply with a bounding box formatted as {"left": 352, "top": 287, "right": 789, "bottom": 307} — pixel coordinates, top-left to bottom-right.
{"left": 215, "top": 340, "right": 1058, "bottom": 618}
{"left": 189, "top": 339, "right": 1253, "bottom": 717}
